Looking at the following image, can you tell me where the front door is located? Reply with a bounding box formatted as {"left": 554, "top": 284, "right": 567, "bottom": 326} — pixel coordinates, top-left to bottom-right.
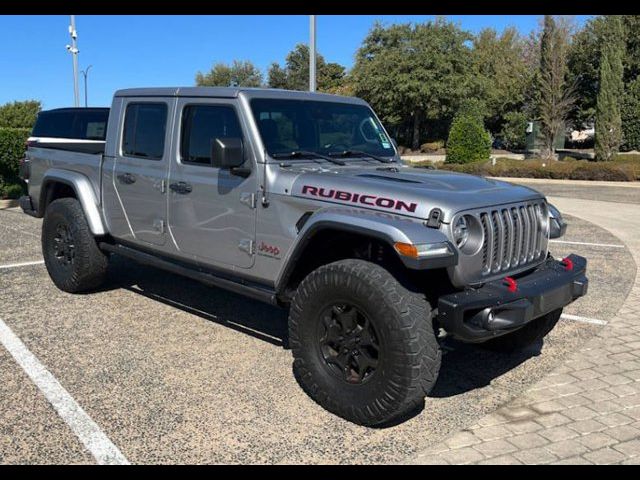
{"left": 113, "top": 99, "right": 174, "bottom": 246}
{"left": 168, "top": 99, "right": 257, "bottom": 269}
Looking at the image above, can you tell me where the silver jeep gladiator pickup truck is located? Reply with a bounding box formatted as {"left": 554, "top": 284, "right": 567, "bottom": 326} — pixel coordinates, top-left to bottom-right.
{"left": 20, "top": 87, "right": 588, "bottom": 426}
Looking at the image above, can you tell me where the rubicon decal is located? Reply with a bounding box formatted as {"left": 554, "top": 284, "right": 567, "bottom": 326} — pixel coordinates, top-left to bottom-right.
{"left": 301, "top": 185, "right": 418, "bottom": 213}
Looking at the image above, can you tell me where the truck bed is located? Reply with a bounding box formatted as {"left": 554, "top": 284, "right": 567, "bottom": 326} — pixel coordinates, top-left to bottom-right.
{"left": 27, "top": 146, "right": 104, "bottom": 214}
{"left": 31, "top": 140, "right": 106, "bottom": 155}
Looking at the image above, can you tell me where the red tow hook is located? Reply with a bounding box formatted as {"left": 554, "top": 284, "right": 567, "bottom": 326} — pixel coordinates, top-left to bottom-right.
{"left": 503, "top": 276, "right": 518, "bottom": 292}
{"left": 561, "top": 257, "right": 574, "bottom": 271}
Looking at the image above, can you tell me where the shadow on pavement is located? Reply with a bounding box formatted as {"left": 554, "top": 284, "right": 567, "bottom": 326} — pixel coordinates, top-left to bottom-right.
{"left": 100, "top": 255, "right": 289, "bottom": 347}
{"left": 100, "top": 255, "right": 542, "bottom": 402}
{"left": 431, "top": 338, "right": 541, "bottom": 397}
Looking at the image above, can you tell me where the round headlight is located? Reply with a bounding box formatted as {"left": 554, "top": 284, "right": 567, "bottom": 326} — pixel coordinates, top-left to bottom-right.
{"left": 453, "top": 216, "right": 470, "bottom": 248}
{"left": 452, "top": 214, "right": 484, "bottom": 255}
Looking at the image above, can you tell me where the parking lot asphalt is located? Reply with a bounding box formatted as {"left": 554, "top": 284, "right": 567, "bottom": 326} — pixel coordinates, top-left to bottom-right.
{"left": 0, "top": 181, "right": 636, "bottom": 464}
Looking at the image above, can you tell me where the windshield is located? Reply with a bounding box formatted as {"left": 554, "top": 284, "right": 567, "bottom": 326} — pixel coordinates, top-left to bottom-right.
{"left": 250, "top": 99, "right": 396, "bottom": 159}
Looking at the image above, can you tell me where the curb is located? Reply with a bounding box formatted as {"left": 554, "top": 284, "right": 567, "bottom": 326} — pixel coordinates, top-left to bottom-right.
{"left": 490, "top": 177, "right": 640, "bottom": 188}
{"left": 0, "top": 199, "right": 19, "bottom": 210}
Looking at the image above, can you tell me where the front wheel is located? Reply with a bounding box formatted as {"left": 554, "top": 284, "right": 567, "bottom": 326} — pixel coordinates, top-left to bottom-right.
{"left": 288, "top": 259, "right": 441, "bottom": 427}
{"left": 480, "top": 308, "right": 563, "bottom": 353}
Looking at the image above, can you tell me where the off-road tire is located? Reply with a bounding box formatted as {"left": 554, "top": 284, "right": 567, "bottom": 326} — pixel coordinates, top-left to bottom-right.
{"left": 288, "top": 259, "right": 441, "bottom": 427}
{"left": 42, "top": 198, "right": 109, "bottom": 293}
{"left": 481, "top": 308, "right": 563, "bottom": 353}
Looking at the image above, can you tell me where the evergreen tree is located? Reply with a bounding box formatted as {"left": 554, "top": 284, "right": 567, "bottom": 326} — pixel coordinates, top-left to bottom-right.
{"left": 595, "top": 16, "right": 625, "bottom": 160}
{"left": 537, "top": 16, "right": 575, "bottom": 160}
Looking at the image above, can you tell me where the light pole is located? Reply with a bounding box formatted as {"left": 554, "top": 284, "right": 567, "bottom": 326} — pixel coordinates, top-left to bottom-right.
{"left": 309, "top": 15, "right": 316, "bottom": 92}
{"left": 81, "top": 65, "right": 92, "bottom": 107}
{"left": 66, "top": 15, "right": 80, "bottom": 107}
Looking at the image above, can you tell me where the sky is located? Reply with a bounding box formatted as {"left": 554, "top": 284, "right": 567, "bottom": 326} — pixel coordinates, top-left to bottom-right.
{"left": 0, "top": 15, "right": 593, "bottom": 110}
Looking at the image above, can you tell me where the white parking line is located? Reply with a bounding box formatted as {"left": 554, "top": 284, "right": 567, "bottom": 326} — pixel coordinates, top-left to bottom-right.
{"left": 549, "top": 239, "right": 625, "bottom": 248}
{"left": 0, "top": 260, "right": 45, "bottom": 270}
{"left": 561, "top": 313, "right": 608, "bottom": 326}
{"left": 0, "top": 318, "right": 129, "bottom": 465}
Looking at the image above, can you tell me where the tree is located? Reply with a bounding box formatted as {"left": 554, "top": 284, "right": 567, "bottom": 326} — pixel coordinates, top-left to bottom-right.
{"left": 621, "top": 77, "right": 640, "bottom": 152}
{"left": 195, "top": 60, "right": 263, "bottom": 87}
{"left": 567, "top": 16, "right": 606, "bottom": 127}
{"left": 471, "top": 27, "right": 533, "bottom": 135}
{"left": 0, "top": 100, "right": 41, "bottom": 129}
{"left": 267, "top": 44, "right": 346, "bottom": 93}
{"left": 537, "top": 15, "right": 575, "bottom": 160}
{"left": 500, "top": 111, "right": 529, "bottom": 150}
{"left": 595, "top": 16, "right": 625, "bottom": 160}
{"left": 445, "top": 103, "right": 492, "bottom": 164}
{"left": 351, "top": 19, "right": 473, "bottom": 150}
{"left": 568, "top": 15, "right": 640, "bottom": 128}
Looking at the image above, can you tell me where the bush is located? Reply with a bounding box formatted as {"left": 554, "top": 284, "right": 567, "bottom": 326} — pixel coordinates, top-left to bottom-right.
{"left": 499, "top": 112, "right": 528, "bottom": 150}
{"left": 445, "top": 108, "right": 491, "bottom": 164}
{"left": 611, "top": 153, "right": 640, "bottom": 163}
{"left": 419, "top": 140, "right": 444, "bottom": 153}
{"left": 0, "top": 182, "right": 24, "bottom": 200}
{"left": 0, "top": 127, "right": 29, "bottom": 184}
{"left": 0, "top": 100, "right": 41, "bottom": 129}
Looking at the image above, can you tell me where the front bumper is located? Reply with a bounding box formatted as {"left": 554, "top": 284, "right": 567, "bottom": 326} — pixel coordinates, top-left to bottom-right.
{"left": 437, "top": 254, "right": 588, "bottom": 343}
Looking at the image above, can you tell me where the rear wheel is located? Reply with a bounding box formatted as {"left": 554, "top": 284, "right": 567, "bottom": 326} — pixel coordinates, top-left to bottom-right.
{"left": 42, "top": 198, "right": 109, "bottom": 293}
{"left": 481, "top": 308, "right": 563, "bottom": 353}
{"left": 288, "top": 259, "right": 441, "bottom": 427}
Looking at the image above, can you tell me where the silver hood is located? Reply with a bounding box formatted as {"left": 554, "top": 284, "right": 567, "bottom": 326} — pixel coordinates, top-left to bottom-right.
{"left": 286, "top": 164, "right": 544, "bottom": 223}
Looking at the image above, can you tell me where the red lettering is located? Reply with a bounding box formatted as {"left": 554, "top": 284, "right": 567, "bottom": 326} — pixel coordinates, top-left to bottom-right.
{"left": 359, "top": 195, "right": 376, "bottom": 206}
{"left": 334, "top": 191, "right": 351, "bottom": 201}
{"left": 300, "top": 184, "right": 419, "bottom": 213}
{"left": 375, "top": 197, "right": 394, "bottom": 208}
{"left": 318, "top": 188, "right": 335, "bottom": 198}
{"left": 395, "top": 200, "right": 418, "bottom": 213}
{"left": 302, "top": 185, "right": 318, "bottom": 196}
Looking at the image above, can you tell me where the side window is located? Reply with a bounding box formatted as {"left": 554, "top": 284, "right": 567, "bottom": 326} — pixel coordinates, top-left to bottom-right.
{"left": 122, "top": 103, "right": 167, "bottom": 160}
{"left": 32, "top": 111, "right": 75, "bottom": 138}
{"left": 180, "top": 105, "right": 243, "bottom": 166}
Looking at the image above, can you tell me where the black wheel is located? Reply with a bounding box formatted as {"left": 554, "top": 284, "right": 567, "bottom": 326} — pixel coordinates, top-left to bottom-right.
{"left": 42, "top": 198, "right": 109, "bottom": 293}
{"left": 288, "top": 259, "right": 441, "bottom": 427}
{"left": 480, "top": 308, "right": 563, "bottom": 353}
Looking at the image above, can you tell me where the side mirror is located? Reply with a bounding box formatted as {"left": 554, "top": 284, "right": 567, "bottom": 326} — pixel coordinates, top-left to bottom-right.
{"left": 211, "top": 137, "right": 244, "bottom": 169}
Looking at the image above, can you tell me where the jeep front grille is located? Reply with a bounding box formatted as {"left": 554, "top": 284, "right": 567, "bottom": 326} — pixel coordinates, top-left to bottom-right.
{"left": 479, "top": 202, "right": 547, "bottom": 276}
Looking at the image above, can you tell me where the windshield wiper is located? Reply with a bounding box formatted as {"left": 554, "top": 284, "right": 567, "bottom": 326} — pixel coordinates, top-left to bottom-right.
{"left": 271, "top": 151, "right": 346, "bottom": 166}
{"left": 328, "top": 150, "right": 395, "bottom": 164}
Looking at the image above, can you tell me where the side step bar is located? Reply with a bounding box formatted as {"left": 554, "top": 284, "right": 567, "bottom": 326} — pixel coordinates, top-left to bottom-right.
{"left": 99, "top": 242, "right": 279, "bottom": 306}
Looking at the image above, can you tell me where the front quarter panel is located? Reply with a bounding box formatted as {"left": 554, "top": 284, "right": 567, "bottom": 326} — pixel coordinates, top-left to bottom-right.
{"left": 274, "top": 206, "right": 454, "bottom": 291}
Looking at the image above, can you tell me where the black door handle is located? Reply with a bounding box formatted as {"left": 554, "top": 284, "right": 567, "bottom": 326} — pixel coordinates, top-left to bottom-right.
{"left": 169, "top": 181, "right": 193, "bottom": 194}
{"left": 117, "top": 172, "right": 136, "bottom": 185}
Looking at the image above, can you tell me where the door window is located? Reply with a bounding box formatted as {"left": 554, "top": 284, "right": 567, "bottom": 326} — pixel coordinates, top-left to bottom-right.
{"left": 180, "top": 105, "right": 243, "bottom": 166}
{"left": 122, "top": 103, "right": 168, "bottom": 160}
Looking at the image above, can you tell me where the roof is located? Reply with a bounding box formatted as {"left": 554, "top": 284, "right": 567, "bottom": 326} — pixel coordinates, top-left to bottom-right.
{"left": 113, "top": 86, "right": 368, "bottom": 105}
{"left": 38, "top": 107, "right": 110, "bottom": 114}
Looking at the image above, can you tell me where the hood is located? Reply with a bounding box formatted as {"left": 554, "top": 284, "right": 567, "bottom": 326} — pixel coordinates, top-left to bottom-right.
{"left": 287, "top": 164, "right": 544, "bottom": 222}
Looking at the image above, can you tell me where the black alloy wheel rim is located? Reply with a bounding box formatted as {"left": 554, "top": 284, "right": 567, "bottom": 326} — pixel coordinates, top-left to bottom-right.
{"left": 318, "top": 303, "right": 380, "bottom": 384}
{"left": 53, "top": 223, "right": 75, "bottom": 266}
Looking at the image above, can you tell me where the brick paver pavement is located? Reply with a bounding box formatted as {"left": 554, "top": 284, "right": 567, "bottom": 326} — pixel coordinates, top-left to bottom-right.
{"left": 409, "top": 196, "right": 640, "bottom": 465}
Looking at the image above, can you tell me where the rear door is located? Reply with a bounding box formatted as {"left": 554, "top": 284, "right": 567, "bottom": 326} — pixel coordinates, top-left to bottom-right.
{"left": 167, "top": 98, "right": 257, "bottom": 269}
{"left": 113, "top": 98, "right": 175, "bottom": 246}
